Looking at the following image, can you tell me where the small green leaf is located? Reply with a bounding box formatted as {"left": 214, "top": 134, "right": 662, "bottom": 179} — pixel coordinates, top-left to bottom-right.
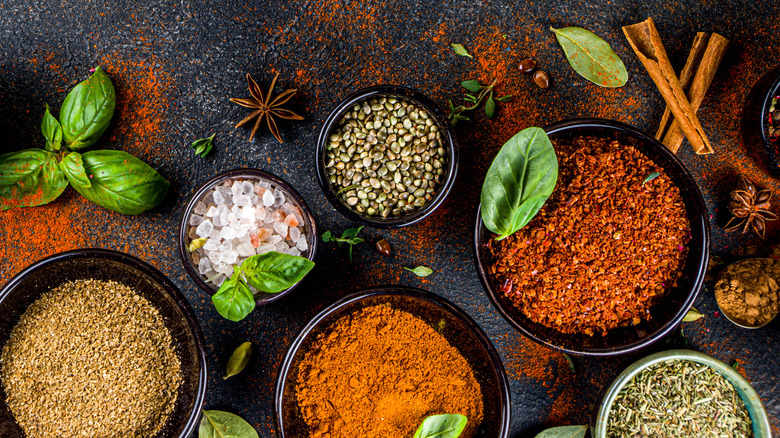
{"left": 450, "top": 44, "right": 473, "bottom": 58}
{"left": 682, "top": 307, "right": 704, "bottom": 322}
{"left": 199, "top": 410, "right": 259, "bottom": 438}
{"left": 241, "top": 251, "right": 315, "bottom": 293}
{"left": 413, "top": 414, "right": 467, "bottom": 438}
{"left": 0, "top": 149, "right": 68, "bottom": 211}
{"left": 322, "top": 231, "right": 333, "bottom": 242}
{"left": 189, "top": 237, "right": 208, "bottom": 252}
{"left": 212, "top": 270, "right": 256, "bottom": 322}
{"left": 59, "top": 152, "right": 91, "bottom": 188}
{"left": 485, "top": 94, "right": 496, "bottom": 119}
{"left": 60, "top": 66, "right": 116, "bottom": 150}
{"left": 42, "top": 104, "right": 62, "bottom": 151}
{"left": 550, "top": 27, "right": 628, "bottom": 88}
{"left": 562, "top": 353, "right": 576, "bottom": 373}
{"left": 224, "top": 342, "right": 252, "bottom": 380}
{"left": 463, "top": 94, "right": 477, "bottom": 103}
{"left": 496, "top": 95, "right": 513, "bottom": 102}
{"left": 642, "top": 172, "right": 661, "bottom": 185}
{"left": 732, "top": 360, "right": 739, "bottom": 370}
{"left": 191, "top": 134, "right": 215, "bottom": 158}
{"left": 461, "top": 80, "right": 482, "bottom": 92}
{"left": 341, "top": 226, "right": 364, "bottom": 241}
{"left": 405, "top": 266, "right": 434, "bottom": 277}
{"left": 533, "top": 425, "right": 587, "bottom": 438}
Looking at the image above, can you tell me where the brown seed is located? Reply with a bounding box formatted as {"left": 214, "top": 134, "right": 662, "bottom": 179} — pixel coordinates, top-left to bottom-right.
{"left": 518, "top": 58, "right": 537, "bottom": 74}
{"left": 533, "top": 70, "right": 550, "bottom": 89}
{"left": 375, "top": 238, "right": 392, "bottom": 256}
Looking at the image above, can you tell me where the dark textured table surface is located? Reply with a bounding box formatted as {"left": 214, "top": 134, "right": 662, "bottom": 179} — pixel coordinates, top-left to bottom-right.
{"left": 0, "top": 1, "right": 778, "bottom": 436}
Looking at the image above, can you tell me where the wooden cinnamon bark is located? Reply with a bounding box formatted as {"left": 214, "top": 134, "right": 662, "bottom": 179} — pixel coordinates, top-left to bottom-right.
{"left": 623, "top": 18, "right": 714, "bottom": 154}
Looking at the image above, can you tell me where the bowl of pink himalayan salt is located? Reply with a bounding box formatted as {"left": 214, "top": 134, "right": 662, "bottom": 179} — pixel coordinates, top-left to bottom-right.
{"left": 179, "top": 168, "right": 317, "bottom": 304}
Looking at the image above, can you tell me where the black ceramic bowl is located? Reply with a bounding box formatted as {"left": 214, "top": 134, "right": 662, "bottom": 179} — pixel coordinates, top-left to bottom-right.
{"left": 760, "top": 72, "right": 780, "bottom": 172}
{"left": 0, "top": 249, "right": 207, "bottom": 438}
{"left": 474, "top": 119, "right": 710, "bottom": 356}
{"left": 179, "top": 168, "right": 317, "bottom": 305}
{"left": 315, "top": 86, "right": 459, "bottom": 228}
{"left": 274, "top": 287, "right": 511, "bottom": 437}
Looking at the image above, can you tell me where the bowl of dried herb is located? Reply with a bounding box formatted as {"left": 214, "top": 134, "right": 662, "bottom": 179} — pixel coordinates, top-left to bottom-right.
{"left": 474, "top": 119, "right": 710, "bottom": 356}
{"left": 315, "top": 86, "right": 459, "bottom": 228}
{"left": 592, "top": 349, "right": 771, "bottom": 437}
{"left": 760, "top": 71, "right": 780, "bottom": 173}
{"left": 274, "top": 286, "right": 510, "bottom": 437}
{"left": 0, "top": 249, "right": 208, "bottom": 438}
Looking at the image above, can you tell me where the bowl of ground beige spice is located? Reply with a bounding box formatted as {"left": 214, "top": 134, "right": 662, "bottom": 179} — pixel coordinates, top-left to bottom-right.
{"left": 0, "top": 249, "right": 207, "bottom": 438}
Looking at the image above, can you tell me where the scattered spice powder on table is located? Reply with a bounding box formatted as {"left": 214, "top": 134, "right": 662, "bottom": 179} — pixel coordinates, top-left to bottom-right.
{"left": 295, "top": 304, "right": 484, "bottom": 438}
{"left": 0, "top": 279, "right": 182, "bottom": 438}
{"left": 489, "top": 136, "right": 691, "bottom": 335}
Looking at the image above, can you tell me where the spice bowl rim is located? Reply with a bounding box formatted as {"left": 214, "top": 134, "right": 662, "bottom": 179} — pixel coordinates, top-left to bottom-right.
{"left": 473, "top": 118, "right": 710, "bottom": 356}
{"left": 314, "top": 85, "right": 459, "bottom": 229}
{"left": 759, "top": 71, "right": 780, "bottom": 170}
{"left": 273, "top": 286, "right": 512, "bottom": 438}
{"left": 591, "top": 349, "right": 772, "bottom": 438}
{"left": 178, "top": 167, "right": 318, "bottom": 305}
{"left": 714, "top": 257, "right": 780, "bottom": 329}
{"left": 0, "top": 248, "right": 208, "bottom": 438}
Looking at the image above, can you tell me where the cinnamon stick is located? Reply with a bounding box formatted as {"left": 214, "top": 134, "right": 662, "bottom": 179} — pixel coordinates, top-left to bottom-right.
{"left": 622, "top": 18, "right": 714, "bottom": 154}
{"left": 662, "top": 33, "right": 729, "bottom": 153}
{"left": 655, "top": 32, "right": 710, "bottom": 142}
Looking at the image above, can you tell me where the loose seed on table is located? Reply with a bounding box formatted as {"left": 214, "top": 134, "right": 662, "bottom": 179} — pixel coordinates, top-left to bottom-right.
{"left": 533, "top": 70, "right": 550, "bottom": 88}
{"left": 518, "top": 58, "right": 538, "bottom": 74}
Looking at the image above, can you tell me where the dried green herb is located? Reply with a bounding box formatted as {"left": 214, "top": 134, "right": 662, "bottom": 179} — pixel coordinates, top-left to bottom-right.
{"left": 448, "top": 80, "right": 512, "bottom": 126}
{"left": 405, "top": 266, "right": 433, "bottom": 277}
{"left": 683, "top": 307, "right": 704, "bottom": 322}
{"left": 562, "top": 353, "right": 576, "bottom": 373}
{"left": 642, "top": 172, "right": 660, "bottom": 185}
{"left": 189, "top": 237, "right": 208, "bottom": 252}
{"left": 550, "top": 26, "right": 628, "bottom": 88}
{"left": 450, "top": 44, "right": 472, "bottom": 58}
{"left": 533, "top": 425, "right": 587, "bottom": 438}
{"left": 191, "top": 134, "right": 215, "bottom": 158}
{"left": 413, "top": 414, "right": 467, "bottom": 438}
{"left": 322, "top": 226, "right": 364, "bottom": 262}
{"left": 199, "top": 410, "right": 259, "bottom": 438}
{"left": 224, "top": 342, "right": 252, "bottom": 380}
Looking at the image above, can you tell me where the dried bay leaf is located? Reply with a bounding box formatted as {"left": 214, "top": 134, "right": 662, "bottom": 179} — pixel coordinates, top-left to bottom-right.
{"left": 550, "top": 27, "right": 628, "bottom": 88}
{"left": 450, "top": 43, "right": 473, "bottom": 58}
{"left": 534, "top": 425, "right": 587, "bottom": 438}
{"left": 199, "top": 410, "right": 259, "bottom": 438}
{"left": 224, "top": 342, "right": 253, "bottom": 380}
{"left": 405, "top": 266, "right": 434, "bottom": 277}
{"left": 683, "top": 307, "right": 704, "bottom": 322}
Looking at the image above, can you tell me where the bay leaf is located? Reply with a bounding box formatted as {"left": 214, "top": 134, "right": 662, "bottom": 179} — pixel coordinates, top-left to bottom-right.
{"left": 405, "top": 266, "right": 433, "bottom": 277}
{"left": 451, "top": 43, "right": 473, "bottom": 58}
{"left": 683, "top": 307, "right": 704, "bottom": 322}
{"left": 199, "top": 410, "right": 259, "bottom": 438}
{"left": 550, "top": 27, "right": 627, "bottom": 88}
{"left": 224, "top": 342, "right": 253, "bottom": 380}
{"left": 534, "top": 425, "right": 587, "bottom": 438}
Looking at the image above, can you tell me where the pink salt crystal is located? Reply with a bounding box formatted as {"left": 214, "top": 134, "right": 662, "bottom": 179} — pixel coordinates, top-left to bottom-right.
{"left": 272, "top": 210, "right": 286, "bottom": 222}
{"left": 250, "top": 233, "right": 260, "bottom": 248}
{"left": 284, "top": 214, "right": 299, "bottom": 228}
{"left": 256, "top": 227, "right": 273, "bottom": 242}
{"left": 255, "top": 185, "right": 267, "bottom": 196}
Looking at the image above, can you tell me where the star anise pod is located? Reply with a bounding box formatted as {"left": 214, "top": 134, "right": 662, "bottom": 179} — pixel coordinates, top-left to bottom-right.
{"left": 230, "top": 72, "right": 304, "bottom": 143}
{"left": 724, "top": 176, "right": 778, "bottom": 238}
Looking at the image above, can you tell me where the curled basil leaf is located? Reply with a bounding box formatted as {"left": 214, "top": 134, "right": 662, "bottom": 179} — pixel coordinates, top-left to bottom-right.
{"left": 60, "top": 66, "right": 115, "bottom": 150}
{"left": 67, "top": 150, "right": 169, "bottom": 215}
{"left": 414, "top": 414, "right": 468, "bottom": 438}
{"left": 199, "top": 410, "right": 259, "bottom": 438}
{"left": 242, "top": 251, "right": 315, "bottom": 293}
{"left": 42, "top": 104, "right": 63, "bottom": 151}
{"left": 212, "top": 270, "right": 256, "bottom": 322}
{"left": 480, "top": 127, "right": 558, "bottom": 240}
{"left": 59, "top": 152, "right": 91, "bottom": 188}
{"left": 0, "top": 149, "right": 67, "bottom": 211}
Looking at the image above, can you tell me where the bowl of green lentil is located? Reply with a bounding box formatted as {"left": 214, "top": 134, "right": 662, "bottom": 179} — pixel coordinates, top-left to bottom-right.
{"left": 316, "top": 86, "right": 458, "bottom": 228}
{"left": 592, "top": 349, "right": 771, "bottom": 438}
{"left": 0, "top": 249, "right": 208, "bottom": 438}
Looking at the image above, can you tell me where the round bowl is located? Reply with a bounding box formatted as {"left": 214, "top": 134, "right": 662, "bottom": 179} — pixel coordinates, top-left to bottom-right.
{"left": 0, "top": 249, "right": 207, "bottom": 438}
{"left": 715, "top": 258, "right": 780, "bottom": 329}
{"left": 179, "top": 168, "right": 318, "bottom": 305}
{"left": 474, "top": 119, "right": 710, "bottom": 356}
{"left": 315, "top": 85, "right": 459, "bottom": 228}
{"left": 274, "top": 286, "right": 511, "bottom": 437}
{"left": 760, "top": 71, "right": 780, "bottom": 172}
{"left": 592, "top": 349, "right": 772, "bottom": 438}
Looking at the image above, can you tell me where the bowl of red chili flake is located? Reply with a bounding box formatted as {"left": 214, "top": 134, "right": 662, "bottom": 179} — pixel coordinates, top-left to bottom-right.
{"left": 760, "top": 72, "right": 780, "bottom": 172}
{"left": 474, "top": 119, "right": 710, "bottom": 356}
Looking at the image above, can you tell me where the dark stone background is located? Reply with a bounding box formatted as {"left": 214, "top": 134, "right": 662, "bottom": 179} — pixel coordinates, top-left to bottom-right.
{"left": 0, "top": 0, "right": 777, "bottom": 436}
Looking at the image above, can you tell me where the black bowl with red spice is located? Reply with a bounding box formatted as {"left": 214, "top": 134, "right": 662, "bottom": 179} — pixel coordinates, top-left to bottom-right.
{"left": 474, "top": 119, "right": 710, "bottom": 356}
{"left": 760, "top": 72, "right": 780, "bottom": 172}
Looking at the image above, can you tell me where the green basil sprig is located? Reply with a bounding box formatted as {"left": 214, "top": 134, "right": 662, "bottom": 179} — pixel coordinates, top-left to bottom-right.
{"left": 0, "top": 67, "right": 169, "bottom": 214}
{"left": 480, "top": 127, "right": 558, "bottom": 240}
{"left": 199, "top": 410, "right": 259, "bottom": 438}
{"left": 413, "top": 414, "right": 468, "bottom": 438}
{"left": 212, "top": 251, "right": 315, "bottom": 322}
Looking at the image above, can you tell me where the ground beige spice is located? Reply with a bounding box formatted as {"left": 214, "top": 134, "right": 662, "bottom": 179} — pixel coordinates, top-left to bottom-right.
{"left": 0, "top": 279, "right": 182, "bottom": 438}
{"left": 715, "top": 258, "right": 780, "bottom": 326}
{"left": 295, "top": 304, "right": 484, "bottom": 438}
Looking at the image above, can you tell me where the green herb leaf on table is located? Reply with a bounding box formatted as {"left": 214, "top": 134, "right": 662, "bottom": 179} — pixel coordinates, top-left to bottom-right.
{"left": 563, "top": 353, "right": 576, "bottom": 373}
{"left": 533, "top": 425, "right": 587, "bottom": 438}
{"left": 449, "top": 79, "right": 506, "bottom": 126}
{"left": 450, "top": 44, "right": 473, "bottom": 58}
{"left": 496, "top": 95, "right": 513, "bottom": 103}
{"left": 405, "top": 266, "right": 434, "bottom": 278}
{"left": 480, "top": 127, "right": 559, "bottom": 240}
{"left": 199, "top": 410, "right": 259, "bottom": 438}
{"left": 41, "top": 104, "right": 63, "bottom": 151}
{"left": 485, "top": 93, "right": 496, "bottom": 118}
{"left": 59, "top": 66, "right": 116, "bottom": 150}
{"left": 191, "top": 134, "right": 215, "bottom": 158}
{"left": 732, "top": 360, "right": 739, "bottom": 370}
{"left": 0, "top": 149, "right": 68, "bottom": 211}
{"left": 683, "top": 307, "right": 704, "bottom": 322}
{"left": 550, "top": 27, "right": 628, "bottom": 88}
{"left": 212, "top": 268, "right": 256, "bottom": 322}
{"left": 642, "top": 172, "right": 660, "bottom": 185}
{"left": 241, "top": 251, "right": 315, "bottom": 293}
{"left": 413, "top": 414, "right": 467, "bottom": 438}
{"left": 65, "top": 150, "right": 170, "bottom": 215}
{"left": 224, "top": 342, "right": 253, "bottom": 380}
{"left": 461, "top": 80, "right": 482, "bottom": 92}
{"left": 322, "top": 226, "right": 364, "bottom": 262}
{"left": 59, "top": 152, "right": 91, "bottom": 188}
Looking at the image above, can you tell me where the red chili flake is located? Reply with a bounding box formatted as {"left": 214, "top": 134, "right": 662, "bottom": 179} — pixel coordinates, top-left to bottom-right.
{"left": 501, "top": 279, "right": 513, "bottom": 294}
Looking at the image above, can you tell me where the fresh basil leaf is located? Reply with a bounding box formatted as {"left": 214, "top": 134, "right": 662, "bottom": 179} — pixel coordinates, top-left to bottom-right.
{"left": 212, "top": 271, "right": 255, "bottom": 322}
{"left": 60, "top": 66, "right": 116, "bottom": 150}
{"left": 224, "top": 341, "right": 252, "bottom": 380}
{"left": 199, "top": 410, "right": 259, "bottom": 438}
{"left": 341, "top": 226, "right": 363, "bottom": 240}
{"left": 450, "top": 44, "right": 473, "bottom": 58}
{"left": 68, "top": 150, "right": 169, "bottom": 215}
{"left": 550, "top": 27, "right": 628, "bottom": 88}
{"left": 405, "top": 266, "right": 434, "bottom": 277}
{"left": 242, "top": 251, "right": 315, "bottom": 293}
{"left": 42, "top": 104, "right": 63, "bottom": 151}
{"left": 413, "top": 414, "right": 467, "bottom": 438}
{"left": 461, "top": 80, "right": 482, "bottom": 92}
{"left": 322, "top": 231, "right": 333, "bottom": 242}
{"left": 683, "top": 307, "right": 704, "bottom": 322}
{"left": 59, "top": 152, "right": 91, "bottom": 188}
{"left": 485, "top": 94, "right": 496, "bottom": 119}
{"left": 533, "top": 425, "right": 587, "bottom": 438}
{"left": 642, "top": 172, "right": 660, "bottom": 185}
{"left": 480, "top": 127, "right": 558, "bottom": 240}
{"left": 0, "top": 148, "right": 68, "bottom": 210}
{"left": 191, "top": 134, "right": 215, "bottom": 158}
